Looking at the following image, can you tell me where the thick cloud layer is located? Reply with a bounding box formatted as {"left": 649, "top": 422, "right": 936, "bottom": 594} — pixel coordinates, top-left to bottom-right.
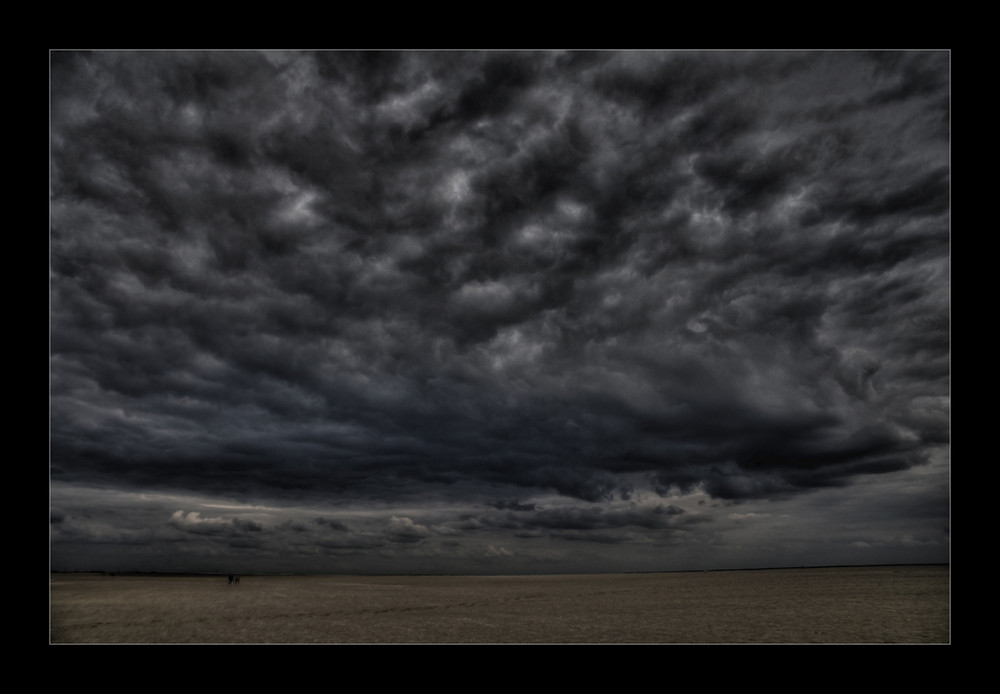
{"left": 50, "top": 51, "right": 949, "bottom": 574}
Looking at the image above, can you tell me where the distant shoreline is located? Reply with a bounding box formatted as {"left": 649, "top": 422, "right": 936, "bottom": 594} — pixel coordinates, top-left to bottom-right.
{"left": 49, "top": 562, "right": 949, "bottom": 579}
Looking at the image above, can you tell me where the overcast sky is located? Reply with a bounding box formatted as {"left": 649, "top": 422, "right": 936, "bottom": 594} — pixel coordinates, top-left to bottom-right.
{"left": 50, "top": 50, "right": 949, "bottom": 575}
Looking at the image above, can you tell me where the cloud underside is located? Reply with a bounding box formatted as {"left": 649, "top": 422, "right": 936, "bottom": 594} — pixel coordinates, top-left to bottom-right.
{"left": 50, "top": 50, "right": 949, "bottom": 512}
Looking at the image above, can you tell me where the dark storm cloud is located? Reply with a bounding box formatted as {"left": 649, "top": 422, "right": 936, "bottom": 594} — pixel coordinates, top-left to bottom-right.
{"left": 502, "top": 503, "right": 692, "bottom": 534}
{"left": 168, "top": 510, "right": 262, "bottom": 537}
{"left": 50, "top": 51, "right": 949, "bottom": 569}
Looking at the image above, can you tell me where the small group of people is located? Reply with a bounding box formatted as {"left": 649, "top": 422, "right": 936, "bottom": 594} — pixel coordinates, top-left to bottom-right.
{"left": 227, "top": 573, "right": 241, "bottom": 585}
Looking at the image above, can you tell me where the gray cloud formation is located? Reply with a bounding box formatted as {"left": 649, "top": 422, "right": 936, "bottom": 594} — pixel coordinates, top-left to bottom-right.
{"left": 50, "top": 50, "right": 949, "bottom": 573}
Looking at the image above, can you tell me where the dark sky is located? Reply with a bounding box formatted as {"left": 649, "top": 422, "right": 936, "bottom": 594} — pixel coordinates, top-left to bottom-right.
{"left": 50, "top": 50, "right": 950, "bottom": 575}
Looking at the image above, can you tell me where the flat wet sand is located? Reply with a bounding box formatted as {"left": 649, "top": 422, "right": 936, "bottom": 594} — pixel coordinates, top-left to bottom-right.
{"left": 49, "top": 564, "right": 949, "bottom": 644}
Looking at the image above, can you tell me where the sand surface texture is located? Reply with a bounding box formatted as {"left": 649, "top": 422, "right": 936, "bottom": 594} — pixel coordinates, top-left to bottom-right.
{"left": 50, "top": 564, "right": 949, "bottom": 644}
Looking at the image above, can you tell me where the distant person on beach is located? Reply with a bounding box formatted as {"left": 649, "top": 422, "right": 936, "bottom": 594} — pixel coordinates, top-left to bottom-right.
{"left": 228, "top": 573, "right": 234, "bottom": 585}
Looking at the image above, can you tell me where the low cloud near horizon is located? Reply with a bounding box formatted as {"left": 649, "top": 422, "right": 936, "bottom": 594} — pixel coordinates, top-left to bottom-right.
{"left": 50, "top": 50, "right": 949, "bottom": 574}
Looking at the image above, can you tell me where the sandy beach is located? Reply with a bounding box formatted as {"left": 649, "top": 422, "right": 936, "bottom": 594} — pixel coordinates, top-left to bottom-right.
{"left": 49, "top": 564, "right": 949, "bottom": 644}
